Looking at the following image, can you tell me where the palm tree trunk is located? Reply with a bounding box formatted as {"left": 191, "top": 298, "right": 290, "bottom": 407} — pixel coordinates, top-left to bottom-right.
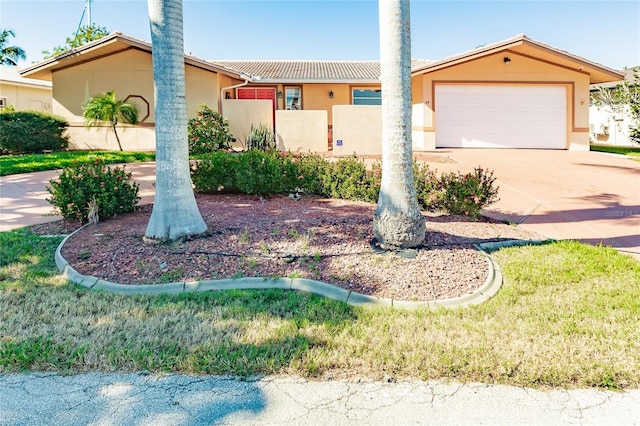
{"left": 373, "top": 0, "right": 425, "bottom": 249}
{"left": 112, "top": 124, "right": 124, "bottom": 151}
{"left": 145, "top": 0, "right": 207, "bottom": 240}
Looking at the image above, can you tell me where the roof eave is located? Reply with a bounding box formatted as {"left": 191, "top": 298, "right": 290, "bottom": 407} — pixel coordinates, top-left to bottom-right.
{"left": 20, "top": 32, "right": 243, "bottom": 81}
{"left": 249, "top": 79, "right": 381, "bottom": 84}
{"left": 410, "top": 34, "right": 625, "bottom": 84}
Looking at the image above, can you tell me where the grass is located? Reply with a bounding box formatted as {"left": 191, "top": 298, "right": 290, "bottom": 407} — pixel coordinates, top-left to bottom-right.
{"left": 0, "top": 151, "right": 156, "bottom": 176}
{"left": 1, "top": 229, "right": 639, "bottom": 389}
{"left": 590, "top": 144, "right": 640, "bottom": 160}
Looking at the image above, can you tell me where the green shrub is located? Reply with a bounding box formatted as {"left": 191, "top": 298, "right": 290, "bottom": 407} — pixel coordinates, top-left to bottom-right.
{"left": 293, "top": 153, "right": 332, "bottom": 196}
{"left": 188, "top": 105, "right": 236, "bottom": 155}
{"left": 191, "top": 152, "right": 499, "bottom": 218}
{"left": 413, "top": 162, "right": 443, "bottom": 211}
{"left": 47, "top": 159, "right": 140, "bottom": 223}
{"left": 0, "top": 111, "right": 69, "bottom": 154}
{"left": 192, "top": 152, "right": 382, "bottom": 202}
{"left": 244, "top": 122, "right": 276, "bottom": 151}
{"left": 190, "top": 151, "right": 239, "bottom": 194}
{"left": 436, "top": 167, "right": 499, "bottom": 218}
{"left": 235, "top": 150, "right": 290, "bottom": 195}
{"left": 325, "top": 157, "right": 380, "bottom": 203}
{"left": 629, "top": 126, "right": 640, "bottom": 145}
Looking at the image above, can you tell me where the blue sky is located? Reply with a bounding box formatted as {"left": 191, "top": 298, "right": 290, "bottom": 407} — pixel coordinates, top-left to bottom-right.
{"left": 2, "top": 0, "right": 639, "bottom": 70}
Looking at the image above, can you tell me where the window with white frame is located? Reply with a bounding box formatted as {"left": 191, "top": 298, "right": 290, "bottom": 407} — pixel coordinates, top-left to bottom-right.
{"left": 352, "top": 89, "right": 382, "bottom": 105}
{"left": 0, "top": 97, "right": 6, "bottom": 110}
{"left": 286, "top": 87, "right": 301, "bottom": 110}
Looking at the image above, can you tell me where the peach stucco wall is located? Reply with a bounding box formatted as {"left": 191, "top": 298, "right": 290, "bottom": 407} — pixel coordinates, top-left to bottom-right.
{"left": 222, "top": 99, "right": 273, "bottom": 149}
{"left": 411, "top": 52, "right": 591, "bottom": 151}
{"left": 332, "top": 105, "right": 382, "bottom": 156}
{"left": 275, "top": 110, "right": 328, "bottom": 153}
{"left": 52, "top": 48, "right": 220, "bottom": 151}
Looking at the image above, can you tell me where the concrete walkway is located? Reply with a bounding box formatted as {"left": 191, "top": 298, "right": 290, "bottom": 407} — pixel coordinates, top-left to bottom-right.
{"left": 2, "top": 373, "right": 639, "bottom": 425}
{"left": 0, "top": 162, "right": 157, "bottom": 232}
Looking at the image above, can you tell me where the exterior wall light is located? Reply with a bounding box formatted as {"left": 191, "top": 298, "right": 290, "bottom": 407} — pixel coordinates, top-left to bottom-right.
{"left": 278, "top": 91, "right": 283, "bottom": 98}
{"left": 329, "top": 90, "right": 334, "bottom": 99}
{"left": 503, "top": 57, "right": 511, "bottom": 64}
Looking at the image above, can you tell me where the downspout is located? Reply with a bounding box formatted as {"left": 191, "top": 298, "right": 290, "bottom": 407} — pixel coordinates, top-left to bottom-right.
{"left": 220, "top": 74, "right": 251, "bottom": 118}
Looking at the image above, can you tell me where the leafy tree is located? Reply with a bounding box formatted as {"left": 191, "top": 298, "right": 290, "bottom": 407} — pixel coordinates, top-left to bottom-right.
{"left": 0, "top": 29, "right": 26, "bottom": 65}
{"left": 42, "top": 25, "right": 109, "bottom": 59}
{"left": 372, "top": 0, "right": 426, "bottom": 249}
{"left": 591, "top": 68, "right": 640, "bottom": 144}
{"left": 144, "top": 0, "right": 207, "bottom": 240}
{"left": 82, "top": 90, "right": 139, "bottom": 152}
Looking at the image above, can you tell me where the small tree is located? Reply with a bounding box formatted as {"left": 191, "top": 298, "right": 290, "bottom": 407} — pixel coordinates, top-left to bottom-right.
{"left": 42, "top": 24, "right": 109, "bottom": 58}
{"left": 83, "top": 90, "right": 139, "bottom": 151}
{"left": 591, "top": 68, "right": 640, "bottom": 144}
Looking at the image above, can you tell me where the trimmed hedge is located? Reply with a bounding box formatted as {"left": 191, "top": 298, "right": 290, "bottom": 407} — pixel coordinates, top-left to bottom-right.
{"left": 191, "top": 150, "right": 500, "bottom": 217}
{"left": 0, "top": 111, "right": 69, "bottom": 154}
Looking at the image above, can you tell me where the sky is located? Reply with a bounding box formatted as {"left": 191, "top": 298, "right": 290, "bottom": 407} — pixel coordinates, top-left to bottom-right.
{"left": 1, "top": 0, "right": 639, "bottom": 70}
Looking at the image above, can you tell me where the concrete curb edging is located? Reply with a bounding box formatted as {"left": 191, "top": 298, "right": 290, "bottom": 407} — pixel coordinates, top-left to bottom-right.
{"left": 54, "top": 228, "right": 546, "bottom": 310}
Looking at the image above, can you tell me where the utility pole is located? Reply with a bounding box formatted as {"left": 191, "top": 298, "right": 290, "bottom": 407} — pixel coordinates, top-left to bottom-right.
{"left": 87, "top": 0, "right": 93, "bottom": 26}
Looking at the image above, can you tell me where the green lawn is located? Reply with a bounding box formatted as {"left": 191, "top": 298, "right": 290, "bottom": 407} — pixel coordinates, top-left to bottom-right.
{"left": 591, "top": 144, "right": 640, "bottom": 160}
{"left": 1, "top": 229, "right": 638, "bottom": 389}
{"left": 0, "top": 151, "right": 156, "bottom": 176}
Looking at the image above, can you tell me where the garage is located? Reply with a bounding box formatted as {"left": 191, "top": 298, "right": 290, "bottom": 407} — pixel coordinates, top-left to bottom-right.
{"left": 434, "top": 84, "right": 567, "bottom": 149}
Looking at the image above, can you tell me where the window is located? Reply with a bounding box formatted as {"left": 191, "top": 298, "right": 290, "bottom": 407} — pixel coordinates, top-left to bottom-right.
{"left": 0, "top": 97, "right": 6, "bottom": 110}
{"left": 352, "top": 89, "right": 382, "bottom": 105}
{"left": 286, "top": 87, "right": 302, "bottom": 110}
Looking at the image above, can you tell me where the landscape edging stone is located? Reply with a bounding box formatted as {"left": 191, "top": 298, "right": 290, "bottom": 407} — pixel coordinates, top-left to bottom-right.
{"left": 54, "top": 229, "right": 545, "bottom": 309}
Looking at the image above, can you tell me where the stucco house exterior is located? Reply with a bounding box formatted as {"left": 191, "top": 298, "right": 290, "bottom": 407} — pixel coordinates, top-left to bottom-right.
{"left": 18, "top": 33, "right": 244, "bottom": 151}
{"left": 589, "top": 66, "right": 639, "bottom": 146}
{"left": 409, "top": 34, "right": 623, "bottom": 151}
{"left": 0, "top": 65, "right": 52, "bottom": 112}
{"left": 19, "top": 32, "right": 623, "bottom": 153}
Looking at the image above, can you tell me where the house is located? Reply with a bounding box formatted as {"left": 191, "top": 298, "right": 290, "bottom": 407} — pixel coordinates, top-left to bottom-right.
{"left": 19, "top": 32, "right": 624, "bottom": 153}
{"left": 408, "top": 34, "right": 624, "bottom": 151}
{"left": 0, "top": 65, "right": 52, "bottom": 112}
{"left": 18, "top": 33, "right": 244, "bottom": 151}
{"left": 589, "top": 66, "right": 639, "bottom": 146}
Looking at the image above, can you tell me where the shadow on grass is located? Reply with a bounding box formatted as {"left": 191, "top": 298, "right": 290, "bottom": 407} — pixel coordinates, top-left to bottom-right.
{"left": 1, "top": 229, "right": 357, "bottom": 380}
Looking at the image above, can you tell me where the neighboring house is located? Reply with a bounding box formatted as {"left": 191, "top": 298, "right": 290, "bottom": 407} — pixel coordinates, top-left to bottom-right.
{"left": 20, "top": 32, "right": 623, "bottom": 153}
{"left": 0, "top": 65, "right": 52, "bottom": 112}
{"left": 589, "top": 66, "right": 639, "bottom": 146}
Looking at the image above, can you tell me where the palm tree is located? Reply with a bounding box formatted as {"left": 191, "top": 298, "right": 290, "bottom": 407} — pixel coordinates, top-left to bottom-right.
{"left": 82, "top": 90, "right": 139, "bottom": 151}
{"left": 144, "top": 0, "right": 207, "bottom": 240}
{"left": 372, "top": 0, "right": 426, "bottom": 249}
{"left": 0, "top": 29, "right": 26, "bottom": 66}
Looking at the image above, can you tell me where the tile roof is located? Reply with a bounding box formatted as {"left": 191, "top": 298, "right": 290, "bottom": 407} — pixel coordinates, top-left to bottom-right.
{"left": 209, "top": 59, "right": 434, "bottom": 82}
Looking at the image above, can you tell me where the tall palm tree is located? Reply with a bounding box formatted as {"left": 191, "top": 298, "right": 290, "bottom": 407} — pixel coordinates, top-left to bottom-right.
{"left": 144, "top": 0, "right": 207, "bottom": 240}
{"left": 373, "top": 0, "right": 425, "bottom": 249}
{"left": 0, "top": 29, "right": 26, "bottom": 66}
{"left": 83, "top": 90, "right": 139, "bottom": 152}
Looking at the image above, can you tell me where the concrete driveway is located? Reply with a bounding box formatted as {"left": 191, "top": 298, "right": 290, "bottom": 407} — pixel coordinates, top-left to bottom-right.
{"left": 435, "top": 149, "right": 640, "bottom": 259}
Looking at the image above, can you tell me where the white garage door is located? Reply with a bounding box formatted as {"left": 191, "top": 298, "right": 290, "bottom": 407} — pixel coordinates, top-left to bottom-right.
{"left": 435, "top": 84, "right": 567, "bottom": 149}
